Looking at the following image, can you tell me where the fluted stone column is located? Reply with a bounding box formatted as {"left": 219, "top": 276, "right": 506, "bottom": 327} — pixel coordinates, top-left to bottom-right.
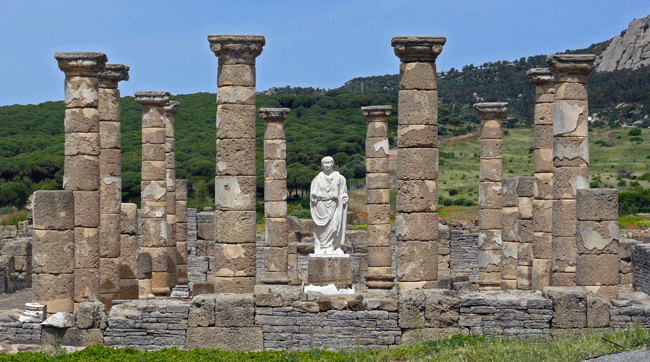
{"left": 32, "top": 191, "right": 75, "bottom": 314}
{"left": 208, "top": 34, "right": 265, "bottom": 293}
{"left": 135, "top": 91, "right": 172, "bottom": 297}
{"left": 576, "top": 189, "right": 619, "bottom": 300}
{"left": 527, "top": 68, "right": 555, "bottom": 290}
{"left": 516, "top": 177, "right": 535, "bottom": 290}
{"left": 363, "top": 105, "right": 395, "bottom": 289}
{"left": 475, "top": 102, "right": 507, "bottom": 291}
{"left": 547, "top": 54, "right": 595, "bottom": 286}
{"left": 176, "top": 179, "right": 189, "bottom": 285}
{"left": 55, "top": 52, "right": 107, "bottom": 304}
{"left": 98, "top": 64, "right": 129, "bottom": 307}
{"left": 391, "top": 36, "right": 445, "bottom": 290}
{"left": 164, "top": 101, "right": 180, "bottom": 290}
{"left": 260, "top": 108, "right": 290, "bottom": 284}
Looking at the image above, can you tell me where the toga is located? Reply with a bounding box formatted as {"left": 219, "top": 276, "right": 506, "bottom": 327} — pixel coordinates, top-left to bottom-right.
{"left": 310, "top": 170, "right": 348, "bottom": 254}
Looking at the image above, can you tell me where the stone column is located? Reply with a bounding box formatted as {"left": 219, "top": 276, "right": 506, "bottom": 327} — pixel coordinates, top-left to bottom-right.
{"left": 501, "top": 178, "right": 518, "bottom": 289}
{"left": 55, "top": 52, "right": 107, "bottom": 304}
{"left": 576, "top": 189, "right": 619, "bottom": 300}
{"left": 391, "top": 36, "right": 445, "bottom": 290}
{"left": 516, "top": 177, "right": 535, "bottom": 290}
{"left": 32, "top": 191, "right": 75, "bottom": 314}
{"left": 135, "top": 91, "right": 172, "bottom": 296}
{"left": 362, "top": 105, "right": 395, "bottom": 289}
{"left": 164, "top": 101, "right": 180, "bottom": 290}
{"left": 474, "top": 102, "right": 507, "bottom": 291}
{"left": 176, "top": 179, "right": 189, "bottom": 285}
{"left": 208, "top": 34, "right": 265, "bottom": 293}
{"left": 260, "top": 108, "right": 290, "bottom": 284}
{"left": 118, "top": 203, "right": 139, "bottom": 300}
{"left": 98, "top": 64, "right": 129, "bottom": 308}
{"left": 547, "top": 54, "right": 595, "bottom": 286}
{"left": 527, "top": 68, "right": 555, "bottom": 290}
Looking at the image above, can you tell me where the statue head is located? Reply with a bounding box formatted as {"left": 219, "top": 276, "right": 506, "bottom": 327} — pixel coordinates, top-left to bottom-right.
{"left": 321, "top": 156, "right": 334, "bottom": 174}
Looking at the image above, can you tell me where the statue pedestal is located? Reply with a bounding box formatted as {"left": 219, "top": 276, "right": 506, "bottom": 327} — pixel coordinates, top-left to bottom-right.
{"left": 308, "top": 254, "right": 352, "bottom": 289}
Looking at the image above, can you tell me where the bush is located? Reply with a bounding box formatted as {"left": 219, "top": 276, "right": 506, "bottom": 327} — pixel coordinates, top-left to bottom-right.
{"left": 630, "top": 136, "right": 643, "bottom": 143}
{"left": 629, "top": 128, "right": 642, "bottom": 136}
{"left": 618, "top": 179, "right": 628, "bottom": 187}
{"left": 448, "top": 188, "right": 459, "bottom": 196}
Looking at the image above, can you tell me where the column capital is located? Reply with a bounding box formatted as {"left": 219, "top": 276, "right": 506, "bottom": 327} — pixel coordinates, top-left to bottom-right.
{"left": 208, "top": 34, "right": 265, "bottom": 65}
{"left": 474, "top": 102, "right": 508, "bottom": 120}
{"left": 361, "top": 105, "right": 392, "bottom": 118}
{"left": 527, "top": 68, "right": 553, "bottom": 85}
{"left": 54, "top": 52, "right": 107, "bottom": 76}
{"left": 99, "top": 64, "right": 130, "bottom": 88}
{"left": 164, "top": 101, "right": 181, "bottom": 114}
{"left": 391, "top": 36, "right": 446, "bottom": 63}
{"left": 135, "top": 91, "right": 171, "bottom": 107}
{"left": 547, "top": 54, "right": 596, "bottom": 75}
{"left": 259, "top": 108, "right": 290, "bottom": 122}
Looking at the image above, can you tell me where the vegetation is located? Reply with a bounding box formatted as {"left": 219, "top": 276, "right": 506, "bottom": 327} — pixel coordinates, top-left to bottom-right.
{"left": 4, "top": 328, "right": 650, "bottom": 361}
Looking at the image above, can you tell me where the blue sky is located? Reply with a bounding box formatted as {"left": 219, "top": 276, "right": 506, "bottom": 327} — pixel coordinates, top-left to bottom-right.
{"left": 0, "top": 0, "right": 648, "bottom": 106}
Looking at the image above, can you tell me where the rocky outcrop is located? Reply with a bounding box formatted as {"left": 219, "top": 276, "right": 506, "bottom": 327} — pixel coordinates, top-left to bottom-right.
{"left": 597, "top": 15, "right": 650, "bottom": 72}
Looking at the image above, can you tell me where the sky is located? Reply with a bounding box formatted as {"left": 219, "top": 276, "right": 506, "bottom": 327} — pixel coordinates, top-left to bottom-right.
{"left": 0, "top": 0, "right": 648, "bottom": 106}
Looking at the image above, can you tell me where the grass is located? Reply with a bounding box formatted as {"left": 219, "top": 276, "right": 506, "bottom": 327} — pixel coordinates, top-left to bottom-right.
{"left": 6, "top": 328, "right": 650, "bottom": 361}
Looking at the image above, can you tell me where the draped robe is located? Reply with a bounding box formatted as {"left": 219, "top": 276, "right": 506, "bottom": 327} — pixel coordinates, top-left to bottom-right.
{"left": 310, "top": 171, "right": 348, "bottom": 254}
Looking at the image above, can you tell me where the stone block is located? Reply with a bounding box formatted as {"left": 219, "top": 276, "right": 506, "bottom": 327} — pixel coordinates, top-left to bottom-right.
{"left": 265, "top": 201, "right": 287, "bottom": 219}
{"left": 366, "top": 137, "right": 390, "bottom": 158}
{"left": 140, "top": 218, "right": 168, "bottom": 247}
{"left": 64, "top": 108, "right": 99, "bottom": 133}
{"left": 576, "top": 254, "right": 618, "bottom": 286}
{"left": 553, "top": 100, "right": 588, "bottom": 137}
{"left": 480, "top": 119, "right": 502, "bottom": 139}
{"left": 397, "top": 148, "right": 438, "bottom": 180}
{"left": 397, "top": 125, "right": 437, "bottom": 148}
{"left": 140, "top": 106, "right": 165, "bottom": 128}
{"left": 176, "top": 201, "right": 188, "bottom": 221}
{"left": 217, "top": 104, "right": 256, "bottom": 139}
{"left": 543, "top": 286, "right": 586, "bottom": 328}
{"left": 553, "top": 236, "right": 577, "bottom": 272}
{"left": 518, "top": 241, "right": 533, "bottom": 265}
{"left": 399, "top": 62, "right": 437, "bottom": 90}
{"left": 552, "top": 272, "right": 576, "bottom": 287}
{"left": 368, "top": 246, "right": 392, "bottom": 267}
{"left": 176, "top": 241, "right": 188, "bottom": 264}
{"left": 532, "top": 259, "right": 552, "bottom": 290}
{"left": 99, "top": 121, "right": 120, "bottom": 149}
{"left": 141, "top": 247, "right": 171, "bottom": 273}
{"left": 367, "top": 203, "right": 390, "bottom": 225}
{"left": 33, "top": 273, "right": 74, "bottom": 312}
{"left": 141, "top": 143, "right": 165, "bottom": 162}
{"left": 517, "top": 176, "right": 535, "bottom": 197}
{"left": 584, "top": 286, "right": 618, "bottom": 300}
{"left": 576, "top": 188, "right": 618, "bottom": 221}
{"left": 479, "top": 158, "right": 502, "bottom": 182}
{"left": 189, "top": 294, "right": 216, "bottom": 327}
{"left": 216, "top": 139, "right": 256, "bottom": 176}
{"left": 398, "top": 90, "right": 438, "bottom": 125}
{"left": 396, "top": 180, "right": 437, "bottom": 212}
{"left": 587, "top": 295, "right": 610, "bottom": 327}
{"left": 32, "top": 230, "right": 74, "bottom": 274}
{"left": 119, "top": 235, "right": 138, "bottom": 279}
{"left": 480, "top": 138, "right": 502, "bottom": 158}
{"left": 150, "top": 271, "right": 171, "bottom": 296}
{"left": 136, "top": 251, "right": 152, "bottom": 279}
{"left": 75, "top": 301, "right": 106, "bottom": 329}
{"left": 64, "top": 155, "right": 100, "bottom": 191}
{"left": 576, "top": 220, "right": 619, "bottom": 255}
{"left": 501, "top": 178, "right": 519, "bottom": 207}
{"left": 534, "top": 173, "right": 553, "bottom": 200}
{"left": 41, "top": 327, "right": 103, "bottom": 347}
{"left": 367, "top": 188, "right": 390, "bottom": 204}
{"left": 518, "top": 197, "right": 533, "bottom": 219}
{"left": 75, "top": 227, "right": 99, "bottom": 269}
{"left": 74, "top": 268, "right": 100, "bottom": 302}
{"left": 264, "top": 120, "right": 286, "bottom": 140}
{"left": 308, "top": 255, "right": 352, "bottom": 288}
{"left": 99, "top": 214, "right": 120, "bottom": 258}
{"left": 532, "top": 200, "right": 553, "bottom": 233}
{"left": 553, "top": 166, "right": 589, "bottom": 199}
{"left": 65, "top": 133, "right": 100, "bottom": 157}
{"left": 215, "top": 210, "right": 256, "bottom": 243}
{"left": 533, "top": 232, "right": 553, "bottom": 259}
{"left": 423, "top": 290, "right": 459, "bottom": 327}
{"left": 100, "top": 181, "right": 121, "bottom": 215}
{"left": 395, "top": 212, "right": 438, "bottom": 241}
{"left": 141, "top": 128, "right": 166, "bottom": 145}
{"left": 366, "top": 120, "right": 388, "bottom": 139}
{"left": 396, "top": 241, "right": 437, "bottom": 282}
{"left": 534, "top": 124, "right": 553, "bottom": 149}
{"left": 501, "top": 254, "right": 517, "bottom": 280}
{"left": 176, "top": 222, "right": 188, "bottom": 243}
{"left": 186, "top": 326, "right": 263, "bottom": 351}
{"left": 120, "top": 203, "right": 138, "bottom": 234}
{"left": 553, "top": 137, "right": 589, "bottom": 167}
{"left": 217, "top": 64, "right": 256, "bottom": 87}
{"left": 479, "top": 208, "right": 501, "bottom": 230}
{"left": 478, "top": 230, "right": 503, "bottom": 250}
{"left": 99, "top": 258, "right": 119, "bottom": 294}
{"left": 501, "top": 207, "right": 519, "bottom": 242}
{"left": 264, "top": 159, "right": 287, "bottom": 181}
{"left": 366, "top": 158, "right": 389, "bottom": 174}
{"left": 33, "top": 190, "right": 75, "bottom": 230}
{"left": 534, "top": 149, "right": 554, "bottom": 173}
{"left": 213, "top": 243, "right": 256, "bottom": 277}
{"left": 193, "top": 281, "right": 215, "bottom": 295}
{"left": 534, "top": 102, "right": 554, "bottom": 125}
{"left": 141, "top": 199, "right": 165, "bottom": 218}
{"left": 261, "top": 247, "right": 288, "bottom": 272}
{"left": 553, "top": 199, "right": 577, "bottom": 237}
{"left": 367, "top": 223, "right": 391, "bottom": 247}
{"left": 555, "top": 82, "right": 588, "bottom": 101}
{"left": 519, "top": 219, "right": 533, "bottom": 244}
{"left": 214, "top": 294, "right": 255, "bottom": 327}
{"left": 479, "top": 182, "right": 502, "bottom": 209}
{"left": 141, "top": 160, "right": 166, "bottom": 181}
{"left": 366, "top": 172, "right": 390, "bottom": 189}
{"left": 213, "top": 276, "right": 255, "bottom": 294}
{"left": 116, "top": 279, "right": 138, "bottom": 300}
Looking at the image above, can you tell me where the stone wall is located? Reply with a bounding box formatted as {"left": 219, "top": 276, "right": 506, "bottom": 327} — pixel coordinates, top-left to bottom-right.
{"left": 0, "top": 237, "right": 33, "bottom": 293}
{"left": 449, "top": 230, "right": 479, "bottom": 283}
{"left": 0, "top": 323, "right": 41, "bottom": 344}
{"left": 633, "top": 243, "right": 650, "bottom": 295}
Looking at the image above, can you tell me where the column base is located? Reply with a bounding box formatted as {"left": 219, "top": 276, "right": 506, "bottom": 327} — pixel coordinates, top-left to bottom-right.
{"left": 138, "top": 279, "right": 155, "bottom": 299}
{"left": 260, "top": 272, "right": 290, "bottom": 285}
{"left": 365, "top": 271, "right": 395, "bottom": 289}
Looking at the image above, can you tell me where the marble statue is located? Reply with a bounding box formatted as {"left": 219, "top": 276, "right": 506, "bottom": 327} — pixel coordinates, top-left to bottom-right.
{"left": 310, "top": 156, "right": 349, "bottom": 255}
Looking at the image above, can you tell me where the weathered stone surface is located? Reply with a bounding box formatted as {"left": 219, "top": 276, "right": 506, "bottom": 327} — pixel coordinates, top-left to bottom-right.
{"left": 218, "top": 87, "right": 256, "bottom": 105}
{"left": 543, "top": 286, "right": 586, "bottom": 328}
{"left": 42, "top": 312, "right": 75, "bottom": 328}
{"left": 552, "top": 199, "right": 577, "bottom": 237}
{"left": 216, "top": 139, "right": 256, "bottom": 176}
{"left": 32, "top": 230, "right": 74, "bottom": 274}
{"left": 213, "top": 276, "right": 255, "bottom": 294}
{"left": 533, "top": 200, "right": 553, "bottom": 233}
{"left": 186, "top": 326, "right": 263, "bottom": 351}
{"left": 395, "top": 212, "right": 438, "bottom": 241}
{"left": 554, "top": 166, "right": 589, "bottom": 199}
{"left": 214, "top": 294, "right": 255, "bottom": 327}
{"left": 532, "top": 259, "right": 552, "bottom": 290}
{"left": 74, "top": 268, "right": 100, "bottom": 302}
{"left": 396, "top": 180, "right": 437, "bottom": 212}
{"left": 366, "top": 137, "right": 390, "bottom": 158}
{"left": 396, "top": 241, "right": 437, "bottom": 282}
{"left": 534, "top": 124, "right": 553, "bottom": 149}
{"left": 553, "top": 137, "right": 589, "bottom": 167}
{"left": 576, "top": 254, "right": 619, "bottom": 286}
{"left": 215, "top": 210, "right": 256, "bottom": 243}
{"left": 217, "top": 104, "right": 256, "bottom": 139}
{"left": 479, "top": 209, "right": 502, "bottom": 230}
{"left": 533, "top": 232, "right": 553, "bottom": 260}
{"left": 398, "top": 90, "right": 438, "bottom": 125}
{"left": 423, "top": 290, "right": 459, "bottom": 327}
{"left": 587, "top": 295, "right": 610, "bottom": 327}
{"left": 75, "top": 301, "right": 106, "bottom": 329}
{"left": 553, "top": 236, "right": 577, "bottom": 272}
{"left": 397, "top": 125, "right": 438, "bottom": 148}
{"left": 74, "top": 227, "right": 99, "bottom": 268}
{"left": 397, "top": 148, "right": 438, "bottom": 180}
{"left": 501, "top": 178, "right": 518, "bottom": 207}
{"left": 99, "top": 213, "right": 120, "bottom": 258}
{"left": 366, "top": 173, "right": 390, "bottom": 189}
{"left": 534, "top": 149, "right": 554, "bottom": 173}
{"left": 399, "top": 62, "right": 438, "bottom": 90}
{"left": 308, "top": 256, "right": 352, "bottom": 288}
{"left": 213, "top": 243, "right": 256, "bottom": 277}
{"left": 366, "top": 158, "right": 389, "bottom": 174}
{"left": 576, "top": 189, "right": 618, "bottom": 221}
{"left": 217, "top": 64, "right": 257, "bottom": 86}
{"left": 367, "top": 189, "right": 390, "bottom": 204}
{"left": 64, "top": 155, "right": 99, "bottom": 191}
{"left": 367, "top": 223, "right": 392, "bottom": 247}
{"left": 120, "top": 203, "right": 138, "bottom": 234}
{"left": 189, "top": 294, "right": 216, "bottom": 327}
{"left": 480, "top": 139, "right": 502, "bottom": 158}
{"left": 553, "top": 100, "right": 588, "bottom": 137}
{"left": 41, "top": 326, "right": 103, "bottom": 347}
{"left": 576, "top": 221, "right": 619, "bottom": 255}
{"left": 479, "top": 158, "right": 502, "bottom": 182}
{"left": 480, "top": 120, "right": 502, "bottom": 139}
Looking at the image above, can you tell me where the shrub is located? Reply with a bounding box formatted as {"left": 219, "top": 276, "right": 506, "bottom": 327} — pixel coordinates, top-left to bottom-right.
{"left": 629, "top": 128, "right": 642, "bottom": 136}
{"left": 448, "top": 188, "right": 459, "bottom": 196}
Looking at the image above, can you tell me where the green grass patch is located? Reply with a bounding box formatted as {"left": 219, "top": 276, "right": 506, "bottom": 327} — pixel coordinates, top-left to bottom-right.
{"left": 618, "top": 215, "right": 650, "bottom": 229}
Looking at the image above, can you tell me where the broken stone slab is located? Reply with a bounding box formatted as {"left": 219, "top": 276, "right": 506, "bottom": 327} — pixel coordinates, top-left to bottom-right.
{"left": 42, "top": 312, "right": 75, "bottom": 328}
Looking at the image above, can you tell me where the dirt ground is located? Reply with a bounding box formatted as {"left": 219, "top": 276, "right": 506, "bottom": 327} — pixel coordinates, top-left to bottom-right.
{"left": 0, "top": 288, "right": 32, "bottom": 321}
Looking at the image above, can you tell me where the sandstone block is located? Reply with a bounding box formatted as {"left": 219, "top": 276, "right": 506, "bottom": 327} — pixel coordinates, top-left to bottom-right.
{"left": 518, "top": 242, "right": 533, "bottom": 266}
{"left": 307, "top": 255, "right": 352, "bottom": 288}
{"left": 64, "top": 108, "right": 99, "bottom": 133}
{"left": 217, "top": 86, "right": 256, "bottom": 105}
{"left": 64, "top": 155, "right": 99, "bottom": 191}
{"left": 264, "top": 121, "right": 286, "bottom": 140}
{"left": 176, "top": 241, "right": 188, "bottom": 264}
{"left": 534, "top": 89, "right": 555, "bottom": 105}
{"left": 32, "top": 273, "right": 74, "bottom": 313}
{"left": 141, "top": 182, "right": 166, "bottom": 203}
{"left": 543, "top": 286, "right": 586, "bottom": 328}
{"left": 366, "top": 158, "right": 389, "bottom": 174}
{"left": 263, "top": 218, "right": 288, "bottom": 247}
{"left": 553, "top": 199, "right": 577, "bottom": 237}
{"left": 395, "top": 212, "right": 438, "bottom": 241}
{"left": 261, "top": 247, "right": 288, "bottom": 273}
{"left": 189, "top": 294, "right": 216, "bottom": 327}
{"left": 99, "top": 258, "right": 119, "bottom": 294}
{"left": 98, "top": 89, "right": 120, "bottom": 122}
{"left": 367, "top": 203, "right": 391, "bottom": 224}
{"left": 576, "top": 188, "right": 618, "bottom": 221}
{"left": 366, "top": 120, "right": 388, "bottom": 138}
{"left": 478, "top": 230, "right": 503, "bottom": 250}
{"left": 518, "top": 197, "right": 533, "bottom": 219}
{"left": 32, "top": 230, "right": 75, "bottom": 274}
{"left": 553, "top": 136, "right": 589, "bottom": 167}
{"left": 216, "top": 139, "right": 256, "bottom": 176}
{"left": 501, "top": 178, "right": 518, "bottom": 207}
{"left": 367, "top": 223, "right": 392, "bottom": 247}
{"left": 141, "top": 128, "right": 166, "bottom": 145}
{"left": 74, "top": 268, "right": 100, "bottom": 302}
{"left": 214, "top": 294, "right": 255, "bottom": 327}
{"left": 140, "top": 107, "right": 165, "bottom": 128}
{"left": 140, "top": 218, "right": 168, "bottom": 247}
{"left": 480, "top": 120, "right": 502, "bottom": 139}
{"left": 368, "top": 246, "right": 392, "bottom": 267}
{"left": 399, "top": 62, "right": 437, "bottom": 90}
{"left": 213, "top": 276, "right": 255, "bottom": 294}
{"left": 532, "top": 259, "right": 552, "bottom": 290}
{"left": 587, "top": 295, "right": 610, "bottom": 327}
{"left": 150, "top": 271, "right": 171, "bottom": 296}
{"left": 479, "top": 208, "right": 502, "bottom": 230}
{"left": 517, "top": 176, "right": 535, "bottom": 197}
{"left": 366, "top": 173, "right": 390, "bottom": 189}
{"left": 217, "top": 104, "right": 256, "bottom": 139}
{"left": 398, "top": 90, "right": 438, "bottom": 125}
{"left": 99, "top": 213, "right": 120, "bottom": 258}
{"left": 555, "top": 82, "right": 588, "bottom": 100}
{"left": 553, "top": 236, "right": 577, "bottom": 272}
{"left": 534, "top": 173, "right": 553, "bottom": 200}
{"left": 480, "top": 139, "right": 502, "bottom": 158}
{"left": 367, "top": 188, "right": 390, "bottom": 204}
{"left": 119, "top": 203, "right": 138, "bottom": 234}
{"left": 166, "top": 192, "right": 176, "bottom": 214}
{"left": 553, "top": 100, "right": 588, "bottom": 137}
{"left": 519, "top": 219, "right": 533, "bottom": 244}
{"left": 534, "top": 149, "right": 554, "bottom": 173}
{"left": 533, "top": 200, "right": 553, "bottom": 233}
{"left": 75, "top": 227, "right": 100, "bottom": 269}
{"left": 33, "top": 190, "right": 74, "bottom": 230}
{"left": 397, "top": 125, "right": 438, "bottom": 148}
{"left": 100, "top": 180, "right": 121, "bottom": 214}
{"left": 175, "top": 222, "right": 188, "bottom": 243}
{"left": 479, "top": 158, "right": 502, "bottom": 182}
{"left": 141, "top": 161, "right": 166, "bottom": 181}
{"left": 136, "top": 251, "right": 152, "bottom": 279}
{"left": 213, "top": 242, "right": 256, "bottom": 277}
{"left": 397, "top": 148, "right": 438, "bottom": 180}
{"left": 176, "top": 179, "right": 188, "bottom": 200}
{"left": 263, "top": 139, "right": 286, "bottom": 161}
{"left": 501, "top": 255, "right": 517, "bottom": 280}
{"left": 117, "top": 279, "right": 138, "bottom": 300}
{"left": 142, "top": 247, "right": 172, "bottom": 272}
{"left": 186, "top": 326, "right": 262, "bottom": 351}
{"left": 396, "top": 180, "right": 438, "bottom": 212}
{"left": 584, "top": 286, "right": 618, "bottom": 301}
{"left": 534, "top": 124, "right": 553, "bottom": 149}
{"left": 215, "top": 176, "right": 256, "bottom": 211}
{"left": 217, "top": 64, "right": 256, "bottom": 87}
{"left": 119, "top": 235, "right": 138, "bottom": 279}
{"left": 534, "top": 103, "right": 553, "bottom": 125}
{"left": 396, "top": 241, "right": 437, "bottom": 282}
{"left": 576, "top": 254, "right": 618, "bottom": 286}
{"left": 577, "top": 220, "right": 619, "bottom": 255}
{"left": 264, "top": 201, "right": 287, "bottom": 219}
{"left": 65, "top": 133, "right": 100, "bottom": 157}
{"left": 264, "top": 159, "right": 286, "bottom": 180}
{"left": 366, "top": 137, "right": 390, "bottom": 158}
{"left": 501, "top": 207, "right": 519, "bottom": 242}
